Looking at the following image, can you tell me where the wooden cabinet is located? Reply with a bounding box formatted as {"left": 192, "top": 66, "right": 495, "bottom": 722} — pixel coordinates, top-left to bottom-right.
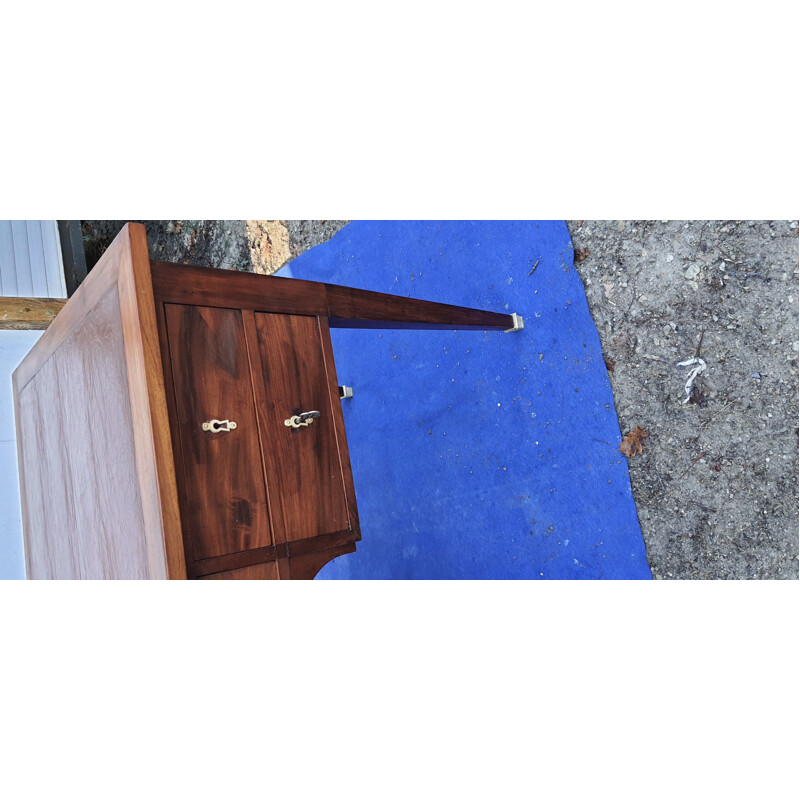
{"left": 159, "top": 302, "right": 357, "bottom": 578}
{"left": 13, "top": 224, "right": 521, "bottom": 579}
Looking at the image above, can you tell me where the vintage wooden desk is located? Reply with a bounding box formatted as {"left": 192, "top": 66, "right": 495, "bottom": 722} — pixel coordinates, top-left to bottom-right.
{"left": 13, "top": 223, "right": 523, "bottom": 579}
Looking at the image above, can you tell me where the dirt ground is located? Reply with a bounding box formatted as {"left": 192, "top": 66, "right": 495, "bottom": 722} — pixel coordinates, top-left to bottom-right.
{"left": 82, "top": 219, "right": 800, "bottom": 579}
{"left": 566, "top": 220, "right": 798, "bottom": 579}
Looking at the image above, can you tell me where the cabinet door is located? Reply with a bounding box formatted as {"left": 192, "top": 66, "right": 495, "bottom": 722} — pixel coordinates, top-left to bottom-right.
{"left": 249, "top": 312, "right": 351, "bottom": 543}
{"left": 164, "top": 304, "right": 273, "bottom": 560}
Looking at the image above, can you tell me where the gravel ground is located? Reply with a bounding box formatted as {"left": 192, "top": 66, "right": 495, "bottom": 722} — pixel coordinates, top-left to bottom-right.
{"left": 82, "top": 219, "right": 799, "bottom": 579}
{"left": 286, "top": 220, "right": 349, "bottom": 260}
{"left": 566, "top": 220, "right": 798, "bottom": 580}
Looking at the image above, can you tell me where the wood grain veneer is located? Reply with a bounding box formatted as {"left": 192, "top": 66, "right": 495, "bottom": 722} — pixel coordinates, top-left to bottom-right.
{"left": 250, "top": 310, "right": 351, "bottom": 543}
{"left": 325, "top": 283, "right": 514, "bottom": 330}
{"left": 15, "top": 284, "right": 148, "bottom": 577}
{"left": 14, "top": 224, "right": 185, "bottom": 578}
{"left": 317, "top": 315, "right": 360, "bottom": 536}
{"left": 150, "top": 259, "right": 516, "bottom": 331}
{"left": 150, "top": 260, "right": 329, "bottom": 316}
{"left": 199, "top": 561, "right": 280, "bottom": 580}
{"left": 164, "top": 304, "right": 273, "bottom": 560}
{"left": 118, "top": 225, "right": 185, "bottom": 578}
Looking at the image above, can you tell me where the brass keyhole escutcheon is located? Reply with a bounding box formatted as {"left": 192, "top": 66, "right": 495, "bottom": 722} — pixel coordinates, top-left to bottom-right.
{"left": 202, "top": 419, "right": 237, "bottom": 433}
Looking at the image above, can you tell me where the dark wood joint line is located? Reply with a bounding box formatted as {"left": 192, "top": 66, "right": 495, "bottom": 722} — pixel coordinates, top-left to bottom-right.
{"left": 188, "top": 528, "right": 358, "bottom": 578}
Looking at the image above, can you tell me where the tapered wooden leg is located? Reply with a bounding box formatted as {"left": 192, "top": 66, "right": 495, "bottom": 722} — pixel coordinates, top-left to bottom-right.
{"left": 324, "top": 284, "right": 523, "bottom": 332}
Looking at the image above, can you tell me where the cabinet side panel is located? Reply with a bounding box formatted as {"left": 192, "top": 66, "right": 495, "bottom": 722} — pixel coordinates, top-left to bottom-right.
{"left": 16, "top": 284, "right": 149, "bottom": 579}
{"left": 17, "top": 370, "right": 78, "bottom": 579}
{"left": 316, "top": 316, "right": 360, "bottom": 538}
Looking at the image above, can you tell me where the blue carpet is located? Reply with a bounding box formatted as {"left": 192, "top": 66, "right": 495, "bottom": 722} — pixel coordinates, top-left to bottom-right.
{"left": 280, "top": 221, "right": 651, "bottom": 579}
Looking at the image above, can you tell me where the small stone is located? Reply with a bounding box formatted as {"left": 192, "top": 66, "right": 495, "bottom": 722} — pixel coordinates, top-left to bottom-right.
{"left": 685, "top": 264, "right": 700, "bottom": 279}
{"left": 751, "top": 372, "right": 761, "bottom": 379}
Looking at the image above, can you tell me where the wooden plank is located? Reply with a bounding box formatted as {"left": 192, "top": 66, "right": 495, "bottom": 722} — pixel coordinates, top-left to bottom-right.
{"left": 13, "top": 223, "right": 185, "bottom": 580}
{"left": 249, "top": 310, "right": 351, "bottom": 543}
{"left": 287, "top": 543, "right": 357, "bottom": 579}
{"left": 286, "top": 528, "right": 360, "bottom": 558}
{"left": 316, "top": 315, "right": 360, "bottom": 539}
{"left": 17, "top": 373, "right": 78, "bottom": 578}
{"left": 150, "top": 260, "right": 328, "bottom": 315}
{"left": 11, "top": 381, "right": 32, "bottom": 577}
{"left": 325, "top": 283, "right": 517, "bottom": 330}
{"left": 189, "top": 544, "right": 279, "bottom": 578}
{"left": 16, "top": 283, "right": 150, "bottom": 578}
{"left": 151, "top": 259, "right": 518, "bottom": 331}
{"left": 188, "top": 527, "right": 359, "bottom": 578}
{"left": 193, "top": 536, "right": 358, "bottom": 580}
{"left": 0, "top": 297, "right": 66, "bottom": 329}
{"left": 57, "top": 283, "right": 150, "bottom": 577}
{"left": 164, "top": 304, "right": 273, "bottom": 561}
{"left": 154, "top": 299, "right": 194, "bottom": 575}
{"left": 199, "top": 561, "right": 280, "bottom": 580}
{"left": 241, "top": 310, "right": 282, "bottom": 548}
{"left": 117, "top": 224, "right": 186, "bottom": 579}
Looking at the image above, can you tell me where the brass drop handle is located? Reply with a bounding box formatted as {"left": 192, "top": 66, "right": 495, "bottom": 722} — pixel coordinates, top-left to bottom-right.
{"left": 202, "top": 419, "right": 237, "bottom": 433}
{"left": 284, "top": 410, "right": 321, "bottom": 429}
